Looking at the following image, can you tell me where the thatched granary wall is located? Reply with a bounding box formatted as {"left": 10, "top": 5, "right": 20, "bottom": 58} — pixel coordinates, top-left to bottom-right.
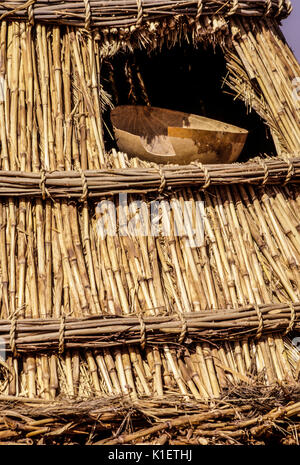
{"left": 0, "top": 0, "right": 299, "bottom": 445}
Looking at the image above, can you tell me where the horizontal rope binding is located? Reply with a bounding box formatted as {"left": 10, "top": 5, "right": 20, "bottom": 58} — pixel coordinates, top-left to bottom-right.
{"left": 0, "top": 0, "right": 292, "bottom": 27}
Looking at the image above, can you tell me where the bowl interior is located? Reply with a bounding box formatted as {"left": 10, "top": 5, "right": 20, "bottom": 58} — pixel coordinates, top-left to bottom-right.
{"left": 111, "top": 105, "right": 248, "bottom": 161}
{"left": 111, "top": 105, "right": 248, "bottom": 138}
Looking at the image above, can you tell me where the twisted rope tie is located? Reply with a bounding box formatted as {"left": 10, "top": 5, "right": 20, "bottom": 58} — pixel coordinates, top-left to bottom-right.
{"left": 83, "top": 0, "right": 91, "bottom": 31}
{"left": 285, "top": 302, "right": 296, "bottom": 335}
{"left": 76, "top": 164, "right": 89, "bottom": 201}
{"left": 28, "top": 0, "right": 35, "bottom": 25}
{"left": 9, "top": 314, "right": 17, "bottom": 357}
{"left": 40, "top": 168, "right": 54, "bottom": 201}
{"left": 8, "top": 307, "right": 23, "bottom": 357}
{"left": 59, "top": 315, "right": 66, "bottom": 355}
{"left": 176, "top": 311, "right": 187, "bottom": 345}
{"left": 259, "top": 159, "right": 270, "bottom": 186}
{"left": 136, "top": 0, "right": 143, "bottom": 27}
{"left": 157, "top": 166, "right": 166, "bottom": 194}
{"left": 275, "top": 0, "right": 284, "bottom": 17}
{"left": 283, "top": 158, "right": 295, "bottom": 186}
{"left": 192, "top": 162, "right": 211, "bottom": 189}
{"left": 195, "top": 0, "right": 203, "bottom": 22}
{"left": 227, "top": 0, "right": 239, "bottom": 16}
{"left": 254, "top": 304, "right": 264, "bottom": 340}
{"left": 137, "top": 312, "right": 146, "bottom": 350}
{"left": 264, "top": 0, "right": 272, "bottom": 16}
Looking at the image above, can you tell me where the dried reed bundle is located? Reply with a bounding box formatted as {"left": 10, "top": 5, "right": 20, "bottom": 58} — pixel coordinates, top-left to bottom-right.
{"left": 225, "top": 18, "right": 300, "bottom": 154}
{"left": 0, "top": 157, "right": 299, "bottom": 198}
{"left": 0, "top": 385, "right": 299, "bottom": 444}
{"left": 0, "top": 0, "right": 292, "bottom": 28}
{"left": 0, "top": 302, "right": 300, "bottom": 353}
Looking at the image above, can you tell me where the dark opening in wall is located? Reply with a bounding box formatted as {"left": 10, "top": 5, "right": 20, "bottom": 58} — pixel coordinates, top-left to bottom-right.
{"left": 102, "top": 42, "right": 276, "bottom": 162}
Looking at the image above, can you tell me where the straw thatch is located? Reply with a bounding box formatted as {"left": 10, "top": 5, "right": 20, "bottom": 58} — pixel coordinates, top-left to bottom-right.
{"left": 0, "top": 386, "right": 300, "bottom": 445}
{"left": 0, "top": 1, "right": 293, "bottom": 27}
{"left": 0, "top": 0, "right": 299, "bottom": 445}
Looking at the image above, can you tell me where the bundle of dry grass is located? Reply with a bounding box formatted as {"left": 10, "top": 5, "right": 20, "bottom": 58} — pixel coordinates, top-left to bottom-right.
{"left": 0, "top": 0, "right": 298, "bottom": 445}
{"left": 0, "top": 385, "right": 300, "bottom": 444}
{"left": 0, "top": 157, "right": 299, "bottom": 198}
{"left": 0, "top": 1, "right": 293, "bottom": 27}
{"left": 1, "top": 302, "right": 300, "bottom": 352}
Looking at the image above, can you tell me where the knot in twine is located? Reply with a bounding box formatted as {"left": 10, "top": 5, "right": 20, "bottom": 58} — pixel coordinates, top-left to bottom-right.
{"left": 40, "top": 168, "right": 53, "bottom": 201}
{"left": 136, "top": 0, "right": 143, "bottom": 26}
{"left": 227, "top": 0, "right": 239, "bottom": 16}
{"left": 176, "top": 310, "right": 188, "bottom": 345}
{"left": 259, "top": 159, "right": 270, "bottom": 187}
{"left": 264, "top": 0, "right": 272, "bottom": 16}
{"left": 75, "top": 163, "right": 89, "bottom": 202}
{"left": 8, "top": 306, "right": 24, "bottom": 358}
{"left": 285, "top": 302, "right": 296, "bottom": 335}
{"left": 28, "top": 0, "right": 35, "bottom": 25}
{"left": 59, "top": 315, "right": 66, "bottom": 355}
{"left": 40, "top": 168, "right": 47, "bottom": 200}
{"left": 195, "top": 0, "right": 203, "bottom": 22}
{"left": 283, "top": 158, "right": 295, "bottom": 186}
{"left": 156, "top": 166, "right": 167, "bottom": 194}
{"left": 192, "top": 162, "right": 211, "bottom": 189}
{"left": 275, "top": 0, "right": 284, "bottom": 17}
{"left": 254, "top": 304, "right": 264, "bottom": 340}
{"left": 83, "top": 0, "right": 92, "bottom": 31}
{"left": 137, "top": 312, "right": 146, "bottom": 350}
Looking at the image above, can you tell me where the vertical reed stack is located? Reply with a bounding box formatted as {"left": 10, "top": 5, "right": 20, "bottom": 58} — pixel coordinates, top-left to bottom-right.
{"left": 0, "top": 3, "right": 298, "bottom": 415}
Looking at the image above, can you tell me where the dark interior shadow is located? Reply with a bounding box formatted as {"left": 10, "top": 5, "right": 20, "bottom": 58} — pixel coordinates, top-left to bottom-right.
{"left": 102, "top": 42, "right": 276, "bottom": 162}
